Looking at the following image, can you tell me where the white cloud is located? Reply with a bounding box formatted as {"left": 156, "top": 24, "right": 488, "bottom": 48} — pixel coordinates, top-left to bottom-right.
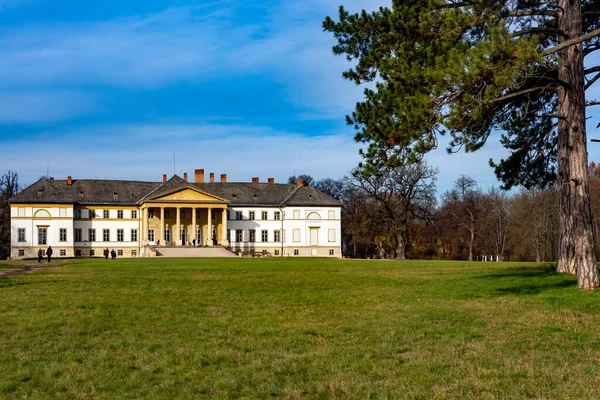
{"left": 0, "top": 122, "right": 362, "bottom": 186}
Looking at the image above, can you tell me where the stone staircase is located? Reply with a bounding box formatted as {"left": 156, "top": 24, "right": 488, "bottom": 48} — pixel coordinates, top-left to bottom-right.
{"left": 153, "top": 246, "right": 239, "bottom": 258}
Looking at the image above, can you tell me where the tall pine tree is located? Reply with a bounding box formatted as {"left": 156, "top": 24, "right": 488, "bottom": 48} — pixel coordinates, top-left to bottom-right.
{"left": 324, "top": 0, "right": 600, "bottom": 289}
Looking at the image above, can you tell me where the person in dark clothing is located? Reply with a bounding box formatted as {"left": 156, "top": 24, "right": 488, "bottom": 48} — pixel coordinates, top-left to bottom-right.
{"left": 192, "top": 238, "right": 196, "bottom": 247}
{"left": 47, "top": 246, "right": 53, "bottom": 262}
{"left": 104, "top": 248, "right": 109, "bottom": 260}
{"left": 111, "top": 249, "right": 116, "bottom": 260}
{"left": 38, "top": 249, "right": 43, "bottom": 263}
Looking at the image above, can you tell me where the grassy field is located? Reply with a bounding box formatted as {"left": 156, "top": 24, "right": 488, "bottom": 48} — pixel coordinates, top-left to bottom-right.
{"left": 2, "top": 258, "right": 600, "bottom": 399}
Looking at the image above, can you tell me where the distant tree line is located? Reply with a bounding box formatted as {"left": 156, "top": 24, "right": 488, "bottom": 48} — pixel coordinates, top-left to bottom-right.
{"left": 0, "top": 171, "right": 19, "bottom": 260}
{"left": 294, "top": 162, "right": 600, "bottom": 262}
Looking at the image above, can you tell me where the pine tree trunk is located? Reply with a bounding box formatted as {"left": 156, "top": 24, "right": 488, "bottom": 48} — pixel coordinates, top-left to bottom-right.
{"left": 555, "top": 0, "right": 599, "bottom": 289}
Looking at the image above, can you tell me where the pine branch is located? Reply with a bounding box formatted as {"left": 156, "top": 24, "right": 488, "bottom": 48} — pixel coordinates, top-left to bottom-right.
{"left": 541, "top": 28, "right": 600, "bottom": 56}
{"left": 585, "top": 67, "right": 600, "bottom": 75}
{"left": 507, "top": 10, "right": 558, "bottom": 17}
{"left": 513, "top": 28, "right": 564, "bottom": 37}
{"left": 491, "top": 86, "right": 558, "bottom": 103}
{"left": 586, "top": 73, "right": 600, "bottom": 90}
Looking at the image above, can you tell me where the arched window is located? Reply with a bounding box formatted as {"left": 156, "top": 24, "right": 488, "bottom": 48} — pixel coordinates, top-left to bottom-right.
{"left": 34, "top": 209, "right": 51, "bottom": 218}
{"left": 307, "top": 212, "right": 321, "bottom": 220}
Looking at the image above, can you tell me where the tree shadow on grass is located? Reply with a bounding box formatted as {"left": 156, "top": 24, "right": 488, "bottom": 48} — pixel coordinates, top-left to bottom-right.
{"left": 471, "top": 264, "right": 579, "bottom": 296}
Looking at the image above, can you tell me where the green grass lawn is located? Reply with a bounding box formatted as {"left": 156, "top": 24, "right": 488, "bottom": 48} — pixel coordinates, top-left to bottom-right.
{"left": 2, "top": 258, "right": 600, "bottom": 399}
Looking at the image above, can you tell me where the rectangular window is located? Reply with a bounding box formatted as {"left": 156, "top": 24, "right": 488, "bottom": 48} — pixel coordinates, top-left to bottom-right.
{"left": 18, "top": 249, "right": 25, "bottom": 256}
{"left": 118, "top": 249, "right": 123, "bottom": 256}
{"left": 180, "top": 229, "right": 186, "bottom": 242}
{"left": 38, "top": 227, "right": 47, "bottom": 245}
{"left": 59, "top": 208, "right": 67, "bottom": 217}
{"left": 329, "top": 210, "right": 335, "bottom": 219}
{"left": 293, "top": 210, "right": 300, "bottom": 219}
{"left": 293, "top": 229, "right": 300, "bottom": 242}
{"left": 131, "top": 250, "right": 137, "bottom": 257}
{"left": 104, "top": 210, "right": 109, "bottom": 218}
{"left": 249, "top": 211, "right": 255, "bottom": 220}
{"left": 165, "top": 210, "right": 170, "bottom": 219}
{"left": 262, "top": 250, "right": 268, "bottom": 256}
{"left": 75, "top": 209, "right": 81, "bottom": 219}
{"left": 103, "top": 229, "right": 110, "bottom": 242}
{"left": 236, "top": 229, "right": 243, "bottom": 242}
{"left": 89, "top": 209, "right": 95, "bottom": 219}
{"left": 148, "top": 229, "right": 155, "bottom": 242}
{"left": 18, "top": 228, "right": 25, "bottom": 242}
{"left": 180, "top": 209, "right": 185, "bottom": 219}
{"left": 117, "top": 229, "right": 124, "bottom": 242}
{"left": 329, "top": 249, "right": 335, "bottom": 256}
{"left": 328, "top": 229, "right": 336, "bottom": 242}
{"left": 75, "top": 249, "right": 81, "bottom": 256}
{"left": 165, "top": 229, "right": 171, "bottom": 243}
{"left": 149, "top": 210, "right": 154, "bottom": 218}
{"left": 75, "top": 228, "right": 82, "bottom": 242}
{"left": 274, "top": 230, "right": 281, "bottom": 242}
{"left": 294, "top": 249, "right": 299, "bottom": 256}
{"left": 261, "top": 211, "right": 268, "bottom": 220}
{"left": 261, "top": 230, "right": 268, "bottom": 242}
{"left": 59, "top": 228, "right": 67, "bottom": 242}
{"left": 89, "top": 229, "right": 96, "bottom": 242}
{"left": 196, "top": 229, "right": 201, "bottom": 242}
{"left": 60, "top": 249, "right": 66, "bottom": 256}
{"left": 249, "top": 229, "right": 256, "bottom": 242}
{"left": 90, "top": 250, "right": 95, "bottom": 256}
{"left": 131, "top": 210, "right": 137, "bottom": 219}
{"left": 131, "top": 229, "right": 138, "bottom": 242}
{"left": 117, "top": 210, "right": 123, "bottom": 219}
{"left": 236, "top": 211, "right": 243, "bottom": 220}
{"left": 274, "top": 249, "right": 280, "bottom": 256}
{"left": 274, "top": 211, "right": 281, "bottom": 220}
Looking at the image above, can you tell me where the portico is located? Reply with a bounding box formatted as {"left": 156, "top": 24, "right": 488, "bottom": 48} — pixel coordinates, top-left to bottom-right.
{"left": 140, "top": 186, "right": 229, "bottom": 247}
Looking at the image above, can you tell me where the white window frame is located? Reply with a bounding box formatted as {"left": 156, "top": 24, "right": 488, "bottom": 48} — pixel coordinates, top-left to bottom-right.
{"left": 59, "top": 228, "right": 67, "bottom": 242}
{"left": 293, "top": 229, "right": 300, "bottom": 242}
{"left": 117, "top": 229, "right": 124, "bottom": 242}
{"left": 328, "top": 229, "right": 336, "bottom": 242}
{"left": 17, "top": 228, "right": 25, "bottom": 242}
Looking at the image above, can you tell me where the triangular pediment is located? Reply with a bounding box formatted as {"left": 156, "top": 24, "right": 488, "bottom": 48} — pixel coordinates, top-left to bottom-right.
{"left": 144, "top": 186, "right": 228, "bottom": 203}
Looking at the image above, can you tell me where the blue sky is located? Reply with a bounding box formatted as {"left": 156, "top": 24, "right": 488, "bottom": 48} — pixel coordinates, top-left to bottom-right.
{"left": 0, "top": 0, "right": 599, "bottom": 195}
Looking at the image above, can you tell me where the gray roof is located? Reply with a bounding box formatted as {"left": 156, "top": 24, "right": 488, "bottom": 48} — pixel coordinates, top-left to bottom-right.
{"left": 10, "top": 175, "right": 342, "bottom": 207}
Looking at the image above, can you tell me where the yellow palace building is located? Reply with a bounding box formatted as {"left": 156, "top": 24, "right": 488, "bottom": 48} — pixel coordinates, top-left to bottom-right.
{"left": 9, "top": 170, "right": 342, "bottom": 259}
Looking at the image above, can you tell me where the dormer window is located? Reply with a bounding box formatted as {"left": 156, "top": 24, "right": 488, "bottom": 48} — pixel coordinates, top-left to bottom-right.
{"left": 113, "top": 192, "right": 118, "bottom": 201}
{"left": 79, "top": 191, "right": 84, "bottom": 200}
{"left": 37, "top": 190, "right": 42, "bottom": 198}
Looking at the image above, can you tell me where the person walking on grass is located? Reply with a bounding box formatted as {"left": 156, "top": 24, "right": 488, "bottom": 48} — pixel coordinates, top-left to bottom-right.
{"left": 47, "top": 246, "right": 53, "bottom": 262}
{"left": 104, "top": 248, "right": 109, "bottom": 260}
{"left": 111, "top": 249, "right": 116, "bottom": 260}
{"left": 37, "top": 248, "right": 43, "bottom": 263}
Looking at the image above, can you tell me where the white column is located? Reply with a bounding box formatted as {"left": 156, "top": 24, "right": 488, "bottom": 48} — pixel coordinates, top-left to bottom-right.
{"left": 176, "top": 207, "right": 181, "bottom": 246}
{"left": 160, "top": 207, "right": 165, "bottom": 245}
{"left": 207, "top": 207, "right": 212, "bottom": 246}
{"left": 220, "top": 207, "right": 228, "bottom": 245}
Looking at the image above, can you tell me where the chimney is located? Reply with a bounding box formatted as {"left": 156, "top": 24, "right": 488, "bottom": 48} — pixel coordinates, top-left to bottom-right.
{"left": 268, "top": 177, "right": 274, "bottom": 184}
{"left": 220, "top": 174, "right": 227, "bottom": 183}
{"left": 195, "top": 169, "right": 205, "bottom": 183}
{"left": 297, "top": 178, "right": 303, "bottom": 187}
{"left": 183, "top": 172, "right": 188, "bottom": 181}
{"left": 209, "top": 173, "right": 215, "bottom": 183}
{"left": 163, "top": 174, "right": 167, "bottom": 183}
{"left": 252, "top": 177, "right": 259, "bottom": 183}
{"left": 67, "top": 176, "right": 72, "bottom": 185}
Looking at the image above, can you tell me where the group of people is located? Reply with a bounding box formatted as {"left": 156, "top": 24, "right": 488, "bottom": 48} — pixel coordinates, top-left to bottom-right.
{"left": 37, "top": 246, "right": 52, "bottom": 263}
{"left": 103, "top": 248, "right": 117, "bottom": 260}
{"left": 37, "top": 246, "right": 118, "bottom": 262}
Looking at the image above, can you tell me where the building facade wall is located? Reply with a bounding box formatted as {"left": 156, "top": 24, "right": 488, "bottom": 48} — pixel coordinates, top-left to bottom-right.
{"left": 10, "top": 196, "right": 342, "bottom": 259}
